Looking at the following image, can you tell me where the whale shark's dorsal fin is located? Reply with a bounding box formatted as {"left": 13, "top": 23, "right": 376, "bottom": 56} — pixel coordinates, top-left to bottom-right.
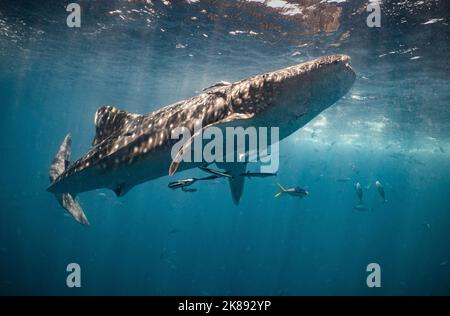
{"left": 93, "top": 106, "right": 141, "bottom": 146}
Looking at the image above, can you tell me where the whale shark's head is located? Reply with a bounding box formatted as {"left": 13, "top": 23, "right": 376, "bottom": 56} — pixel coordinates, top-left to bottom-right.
{"left": 227, "top": 54, "right": 355, "bottom": 132}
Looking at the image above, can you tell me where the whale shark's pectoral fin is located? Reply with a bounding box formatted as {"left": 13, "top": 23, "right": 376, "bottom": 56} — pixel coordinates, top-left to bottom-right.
{"left": 169, "top": 125, "right": 207, "bottom": 176}
{"left": 217, "top": 162, "right": 247, "bottom": 205}
{"left": 60, "top": 193, "right": 89, "bottom": 225}
{"left": 49, "top": 134, "right": 89, "bottom": 225}
{"left": 92, "top": 106, "right": 142, "bottom": 146}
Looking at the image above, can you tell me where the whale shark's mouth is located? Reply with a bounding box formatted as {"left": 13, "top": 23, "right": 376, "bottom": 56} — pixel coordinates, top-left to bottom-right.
{"left": 271, "top": 54, "right": 353, "bottom": 79}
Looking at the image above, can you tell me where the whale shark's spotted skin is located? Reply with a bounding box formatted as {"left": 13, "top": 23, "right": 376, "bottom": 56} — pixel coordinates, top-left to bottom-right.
{"left": 48, "top": 55, "right": 355, "bottom": 224}
{"left": 58, "top": 54, "right": 353, "bottom": 181}
{"left": 59, "top": 92, "right": 232, "bottom": 179}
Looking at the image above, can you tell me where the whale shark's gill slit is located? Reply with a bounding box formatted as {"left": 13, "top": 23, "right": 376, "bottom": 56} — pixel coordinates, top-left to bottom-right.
{"left": 93, "top": 106, "right": 142, "bottom": 146}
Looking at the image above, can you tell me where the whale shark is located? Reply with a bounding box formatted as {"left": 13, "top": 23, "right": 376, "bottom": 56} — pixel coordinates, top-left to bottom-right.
{"left": 47, "top": 54, "right": 356, "bottom": 224}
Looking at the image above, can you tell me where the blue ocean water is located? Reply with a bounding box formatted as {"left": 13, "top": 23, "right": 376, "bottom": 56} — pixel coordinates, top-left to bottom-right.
{"left": 0, "top": 0, "right": 449, "bottom": 295}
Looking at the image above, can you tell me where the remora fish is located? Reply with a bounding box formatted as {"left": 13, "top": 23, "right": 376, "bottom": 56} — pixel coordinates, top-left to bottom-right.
{"left": 168, "top": 178, "right": 196, "bottom": 189}
{"left": 240, "top": 171, "right": 277, "bottom": 178}
{"left": 47, "top": 55, "right": 355, "bottom": 224}
{"left": 198, "top": 166, "right": 232, "bottom": 178}
{"left": 168, "top": 174, "right": 219, "bottom": 189}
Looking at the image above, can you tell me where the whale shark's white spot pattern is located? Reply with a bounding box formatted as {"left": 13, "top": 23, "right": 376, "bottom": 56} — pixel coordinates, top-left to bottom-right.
{"left": 52, "top": 55, "right": 353, "bottom": 185}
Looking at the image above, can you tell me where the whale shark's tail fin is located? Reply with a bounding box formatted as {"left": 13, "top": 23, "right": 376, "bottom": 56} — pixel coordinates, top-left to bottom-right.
{"left": 49, "top": 134, "right": 89, "bottom": 225}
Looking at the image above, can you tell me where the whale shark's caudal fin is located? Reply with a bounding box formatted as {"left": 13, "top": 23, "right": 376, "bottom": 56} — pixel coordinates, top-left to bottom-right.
{"left": 49, "top": 134, "right": 89, "bottom": 225}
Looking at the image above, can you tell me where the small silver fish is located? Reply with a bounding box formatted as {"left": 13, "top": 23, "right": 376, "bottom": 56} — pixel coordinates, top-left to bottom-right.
{"left": 337, "top": 177, "right": 352, "bottom": 183}
{"left": 375, "top": 180, "right": 386, "bottom": 202}
{"left": 355, "top": 182, "right": 363, "bottom": 203}
{"left": 354, "top": 204, "right": 372, "bottom": 212}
